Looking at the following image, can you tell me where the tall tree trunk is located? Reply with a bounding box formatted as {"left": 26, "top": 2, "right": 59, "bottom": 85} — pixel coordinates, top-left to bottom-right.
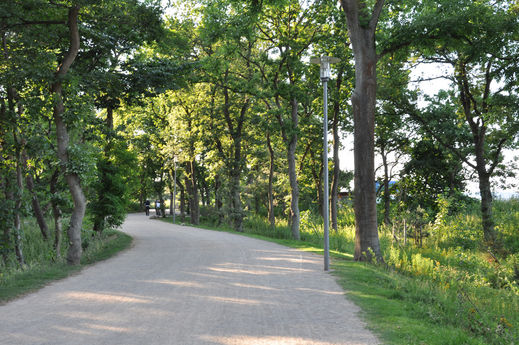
{"left": 184, "top": 176, "right": 190, "bottom": 216}
{"left": 230, "top": 168, "right": 243, "bottom": 232}
{"left": 106, "top": 106, "right": 114, "bottom": 133}
{"left": 230, "top": 137, "right": 243, "bottom": 232}
{"left": 51, "top": 6, "right": 84, "bottom": 265}
{"left": 5, "top": 81, "right": 24, "bottom": 266}
{"left": 198, "top": 177, "right": 207, "bottom": 207}
{"left": 50, "top": 168, "right": 63, "bottom": 259}
{"left": 341, "top": 0, "right": 384, "bottom": 261}
{"left": 139, "top": 174, "right": 145, "bottom": 210}
{"left": 221, "top": 83, "right": 247, "bottom": 232}
{"left": 0, "top": 143, "right": 11, "bottom": 265}
{"left": 176, "top": 177, "right": 185, "bottom": 222}
{"left": 13, "top": 148, "right": 25, "bottom": 266}
{"left": 381, "top": 148, "right": 391, "bottom": 225}
{"left": 22, "top": 152, "right": 50, "bottom": 240}
{"left": 1, "top": 182, "right": 9, "bottom": 265}
{"left": 478, "top": 170, "right": 495, "bottom": 245}
{"left": 457, "top": 61, "right": 497, "bottom": 247}
{"left": 187, "top": 160, "right": 199, "bottom": 224}
{"left": 473, "top": 126, "right": 496, "bottom": 245}
{"left": 267, "top": 133, "right": 275, "bottom": 227}
{"left": 331, "top": 68, "right": 344, "bottom": 232}
{"left": 214, "top": 174, "right": 223, "bottom": 225}
{"left": 287, "top": 98, "right": 300, "bottom": 240}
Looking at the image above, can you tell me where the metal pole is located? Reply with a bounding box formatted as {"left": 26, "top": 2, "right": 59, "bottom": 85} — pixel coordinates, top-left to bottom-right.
{"left": 173, "top": 160, "right": 177, "bottom": 224}
{"left": 323, "top": 78, "right": 330, "bottom": 271}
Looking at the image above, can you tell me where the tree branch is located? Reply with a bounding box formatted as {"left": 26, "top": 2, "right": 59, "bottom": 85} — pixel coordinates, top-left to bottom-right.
{"left": 54, "top": 6, "right": 80, "bottom": 81}
{"left": 369, "top": 0, "right": 386, "bottom": 30}
{"left": 406, "top": 105, "right": 477, "bottom": 170}
{"left": 488, "top": 138, "right": 507, "bottom": 175}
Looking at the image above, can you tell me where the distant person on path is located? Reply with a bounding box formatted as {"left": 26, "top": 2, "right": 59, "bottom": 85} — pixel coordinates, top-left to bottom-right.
{"left": 156, "top": 199, "right": 161, "bottom": 217}
{"left": 145, "top": 200, "right": 150, "bottom": 216}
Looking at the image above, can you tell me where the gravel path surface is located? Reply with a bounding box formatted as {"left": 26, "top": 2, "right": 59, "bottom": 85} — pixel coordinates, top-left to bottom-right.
{"left": 0, "top": 213, "right": 379, "bottom": 345}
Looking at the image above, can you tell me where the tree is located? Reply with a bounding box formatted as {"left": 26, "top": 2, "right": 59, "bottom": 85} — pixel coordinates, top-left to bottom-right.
{"left": 51, "top": 4, "right": 84, "bottom": 265}
{"left": 256, "top": 0, "right": 322, "bottom": 240}
{"left": 390, "top": 0, "right": 519, "bottom": 247}
{"left": 196, "top": 0, "right": 260, "bottom": 231}
{"left": 374, "top": 52, "right": 414, "bottom": 224}
{"left": 340, "top": 0, "right": 385, "bottom": 261}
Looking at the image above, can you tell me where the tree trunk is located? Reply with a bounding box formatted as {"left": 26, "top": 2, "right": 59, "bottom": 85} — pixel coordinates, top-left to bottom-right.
{"left": 287, "top": 98, "right": 300, "bottom": 240}
{"left": 5, "top": 84, "right": 24, "bottom": 266}
{"left": 184, "top": 175, "right": 190, "bottom": 215}
{"left": 176, "top": 177, "right": 185, "bottom": 222}
{"left": 50, "top": 168, "right": 63, "bottom": 259}
{"left": 187, "top": 160, "right": 199, "bottom": 224}
{"left": 160, "top": 195, "right": 166, "bottom": 218}
{"left": 457, "top": 61, "right": 498, "bottom": 248}
{"left": 0, "top": 147, "right": 10, "bottom": 265}
{"left": 13, "top": 150, "right": 25, "bottom": 266}
{"left": 22, "top": 152, "right": 50, "bottom": 240}
{"left": 229, "top": 135, "right": 243, "bottom": 232}
{"left": 341, "top": 0, "right": 384, "bottom": 261}
{"left": 331, "top": 68, "right": 344, "bottom": 232}
{"left": 51, "top": 6, "right": 84, "bottom": 265}
{"left": 478, "top": 171, "right": 495, "bottom": 245}
{"left": 351, "top": 42, "right": 381, "bottom": 261}
{"left": 267, "top": 133, "right": 275, "bottom": 227}
{"left": 214, "top": 174, "right": 223, "bottom": 225}
{"left": 382, "top": 148, "right": 391, "bottom": 225}
{"left": 221, "top": 83, "right": 247, "bottom": 232}
{"left": 199, "top": 176, "right": 207, "bottom": 207}
{"left": 230, "top": 168, "right": 243, "bottom": 232}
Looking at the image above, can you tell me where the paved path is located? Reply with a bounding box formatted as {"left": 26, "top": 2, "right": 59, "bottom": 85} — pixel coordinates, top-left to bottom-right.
{"left": 0, "top": 214, "right": 379, "bottom": 345}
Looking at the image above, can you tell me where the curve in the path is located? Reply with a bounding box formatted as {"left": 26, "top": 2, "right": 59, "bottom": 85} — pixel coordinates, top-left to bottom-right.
{"left": 0, "top": 213, "right": 379, "bottom": 345}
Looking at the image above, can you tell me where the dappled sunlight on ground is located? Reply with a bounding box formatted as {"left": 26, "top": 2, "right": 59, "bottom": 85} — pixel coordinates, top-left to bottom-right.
{"left": 256, "top": 255, "right": 316, "bottom": 265}
{"left": 57, "top": 310, "right": 121, "bottom": 322}
{"left": 138, "top": 279, "right": 205, "bottom": 288}
{"left": 231, "top": 282, "right": 279, "bottom": 291}
{"left": 200, "top": 335, "right": 367, "bottom": 345}
{"left": 208, "top": 266, "right": 272, "bottom": 275}
{"left": 295, "top": 287, "right": 344, "bottom": 296}
{"left": 62, "top": 291, "right": 151, "bottom": 304}
{"left": 197, "top": 295, "right": 274, "bottom": 306}
{"left": 52, "top": 326, "right": 95, "bottom": 336}
{"left": 84, "top": 323, "right": 133, "bottom": 333}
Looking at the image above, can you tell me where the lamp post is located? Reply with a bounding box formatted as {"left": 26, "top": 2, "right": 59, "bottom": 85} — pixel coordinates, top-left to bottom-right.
{"left": 173, "top": 156, "right": 177, "bottom": 224}
{"left": 310, "top": 56, "right": 340, "bottom": 271}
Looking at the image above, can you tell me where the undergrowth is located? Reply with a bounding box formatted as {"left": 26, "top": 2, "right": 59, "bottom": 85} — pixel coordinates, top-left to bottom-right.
{"left": 0, "top": 217, "right": 132, "bottom": 303}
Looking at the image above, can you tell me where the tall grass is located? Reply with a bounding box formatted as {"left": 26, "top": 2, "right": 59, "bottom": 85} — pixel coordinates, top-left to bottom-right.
{"left": 0, "top": 216, "right": 132, "bottom": 303}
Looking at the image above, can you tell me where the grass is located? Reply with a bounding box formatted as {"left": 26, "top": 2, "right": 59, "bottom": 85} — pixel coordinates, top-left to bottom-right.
{"left": 161, "top": 205, "right": 519, "bottom": 345}
{"left": 0, "top": 220, "right": 132, "bottom": 304}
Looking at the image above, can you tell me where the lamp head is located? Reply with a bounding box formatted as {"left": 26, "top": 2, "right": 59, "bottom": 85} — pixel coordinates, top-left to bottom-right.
{"left": 310, "top": 56, "right": 341, "bottom": 81}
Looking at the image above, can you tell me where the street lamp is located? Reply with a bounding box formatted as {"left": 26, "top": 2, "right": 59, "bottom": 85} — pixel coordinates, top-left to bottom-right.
{"left": 173, "top": 156, "right": 177, "bottom": 224}
{"left": 310, "top": 56, "right": 340, "bottom": 271}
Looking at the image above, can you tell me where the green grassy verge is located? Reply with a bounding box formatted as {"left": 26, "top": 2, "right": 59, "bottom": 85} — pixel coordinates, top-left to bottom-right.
{"left": 0, "top": 230, "right": 132, "bottom": 304}
{"left": 160, "top": 215, "right": 515, "bottom": 345}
